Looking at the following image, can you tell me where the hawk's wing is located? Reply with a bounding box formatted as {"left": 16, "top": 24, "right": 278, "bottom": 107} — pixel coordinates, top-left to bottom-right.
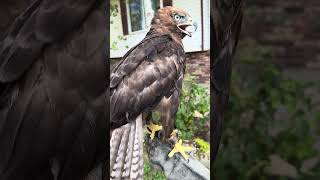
{"left": 0, "top": 0, "right": 96, "bottom": 82}
{"left": 0, "top": 1, "right": 107, "bottom": 179}
{"left": 110, "top": 35, "right": 185, "bottom": 129}
{"left": 211, "top": 0, "right": 244, "bottom": 161}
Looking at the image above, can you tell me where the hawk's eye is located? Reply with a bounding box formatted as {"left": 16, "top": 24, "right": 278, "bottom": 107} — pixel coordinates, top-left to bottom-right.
{"left": 174, "top": 14, "right": 181, "bottom": 21}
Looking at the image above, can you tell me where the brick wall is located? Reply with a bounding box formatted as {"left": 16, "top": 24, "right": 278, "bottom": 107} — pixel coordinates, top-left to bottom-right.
{"left": 240, "top": 0, "right": 320, "bottom": 69}
{"left": 240, "top": 0, "right": 320, "bottom": 150}
{"left": 185, "top": 51, "right": 210, "bottom": 85}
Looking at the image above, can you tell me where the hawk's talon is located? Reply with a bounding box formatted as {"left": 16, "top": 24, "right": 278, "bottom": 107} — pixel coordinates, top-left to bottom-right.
{"left": 170, "top": 129, "right": 181, "bottom": 139}
{"left": 146, "top": 123, "right": 163, "bottom": 140}
{"left": 168, "top": 139, "right": 193, "bottom": 160}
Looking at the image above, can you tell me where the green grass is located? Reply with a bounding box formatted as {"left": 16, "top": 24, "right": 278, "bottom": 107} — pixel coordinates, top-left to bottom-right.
{"left": 144, "top": 161, "right": 166, "bottom": 180}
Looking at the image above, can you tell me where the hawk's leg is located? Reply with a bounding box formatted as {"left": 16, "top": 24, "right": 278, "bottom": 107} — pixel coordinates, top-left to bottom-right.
{"left": 157, "top": 90, "right": 180, "bottom": 140}
{"left": 157, "top": 90, "right": 193, "bottom": 160}
{"left": 146, "top": 123, "right": 163, "bottom": 140}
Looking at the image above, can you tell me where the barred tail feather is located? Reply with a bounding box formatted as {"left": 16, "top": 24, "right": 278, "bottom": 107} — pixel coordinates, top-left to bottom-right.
{"left": 110, "top": 115, "right": 144, "bottom": 180}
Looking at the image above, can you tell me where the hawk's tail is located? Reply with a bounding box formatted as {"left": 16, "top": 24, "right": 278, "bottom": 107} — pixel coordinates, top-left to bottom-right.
{"left": 110, "top": 115, "right": 144, "bottom": 179}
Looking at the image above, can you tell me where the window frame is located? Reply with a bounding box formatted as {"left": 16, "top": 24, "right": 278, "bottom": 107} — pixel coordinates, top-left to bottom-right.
{"left": 125, "top": 0, "right": 164, "bottom": 35}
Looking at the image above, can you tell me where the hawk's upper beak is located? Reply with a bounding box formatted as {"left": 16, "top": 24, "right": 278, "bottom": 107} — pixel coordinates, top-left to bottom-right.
{"left": 177, "top": 18, "right": 198, "bottom": 37}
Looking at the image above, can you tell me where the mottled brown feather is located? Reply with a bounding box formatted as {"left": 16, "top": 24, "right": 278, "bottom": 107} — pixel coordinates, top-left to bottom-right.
{"left": 0, "top": 1, "right": 108, "bottom": 180}
{"left": 211, "top": 0, "right": 244, "bottom": 162}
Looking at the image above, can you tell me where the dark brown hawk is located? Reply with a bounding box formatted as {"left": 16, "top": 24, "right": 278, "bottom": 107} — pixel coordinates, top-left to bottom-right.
{"left": 211, "top": 0, "right": 244, "bottom": 162}
{"left": 0, "top": 1, "right": 108, "bottom": 179}
{"left": 110, "top": 6, "right": 197, "bottom": 179}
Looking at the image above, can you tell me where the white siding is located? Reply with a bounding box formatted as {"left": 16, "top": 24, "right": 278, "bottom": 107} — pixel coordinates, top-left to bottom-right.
{"left": 173, "top": 0, "right": 210, "bottom": 51}
{"left": 203, "top": 0, "right": 210, "bottom": 50}
{"left": 110, "top": 0, "right": 210, "bottom": 58}
{"left": 110, "top": 0, "right": 131, "bottom": 58}
{"left": 173, "top": 0, "right": 202, "bottom": 52}
{"left": 110, "top": 0, "right": 151, "bottom": 58}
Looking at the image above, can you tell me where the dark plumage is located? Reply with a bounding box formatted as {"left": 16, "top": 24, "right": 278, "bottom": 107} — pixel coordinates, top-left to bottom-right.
{"left": 110, "top": 6, "right": 196, "bottom": 179}
{"left": 110, "top": 35, "right": 185, "bottom": 133}
{"left": 0, "top": 1, "right": 108, "bottom": 180}
{"left": 211, "top": 0, "right": 244, "bottom": 162}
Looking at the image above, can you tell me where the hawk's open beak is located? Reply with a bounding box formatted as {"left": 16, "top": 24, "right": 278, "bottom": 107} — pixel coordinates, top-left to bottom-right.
{"left": 177, "top": 19, "right": 198, "bottom": 37}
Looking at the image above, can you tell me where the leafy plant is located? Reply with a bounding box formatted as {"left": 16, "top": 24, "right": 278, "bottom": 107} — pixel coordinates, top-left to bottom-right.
{"left": 110, "top": 1, "right": 128, "bottom": 51}
{"left": 110, "top": 3, "right": 119, "bottom": 18}
{"left": 194, "top": 138, "right": 210, "bottom": 155}
{"left": 144, "top": 161, "right": 166, "bottom": 180}
{"left": 175, "top": 75, "right": 210, "bottom": 140}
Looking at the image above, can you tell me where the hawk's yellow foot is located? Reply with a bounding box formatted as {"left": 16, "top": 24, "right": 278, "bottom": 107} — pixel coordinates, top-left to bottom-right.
{"left": 146, "top": 123, "right": 163, "bottom": 140}
{"left": 168, "top": 139, "right": 193, "bottom": 160}
{"left": 170, "top": 129, "right": 180, "bottom": 138}
{"left": 167, "top": 129, "right": 181, "bottom": 144}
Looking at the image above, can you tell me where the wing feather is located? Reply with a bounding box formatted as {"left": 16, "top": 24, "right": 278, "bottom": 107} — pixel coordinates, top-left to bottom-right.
{"left": 110, "top": 35, "right": 171, "bottom": 88}
{"left": 211, "top": 0, "right": 244, "bottom": 162}
{"left": 0, "top": 0, "right": 97, "bottom": 82}
{"left": 0, "top": 2, "right": 108, "bottom": 179}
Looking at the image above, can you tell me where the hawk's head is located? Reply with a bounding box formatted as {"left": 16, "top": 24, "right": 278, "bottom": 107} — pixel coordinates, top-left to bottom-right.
{"left": 149, "top": 6, "right": 197, "bottom": 39}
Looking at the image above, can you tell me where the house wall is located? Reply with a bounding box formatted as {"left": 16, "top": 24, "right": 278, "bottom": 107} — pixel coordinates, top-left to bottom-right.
{"left": 185, "top": 51, "right": 210, "bottom": 85}
{"left": 236, "top": 0, "right": 320, "bottom": 113}
{"left": 110, "top": 0, "right": 130, "bottom": 58}
{"left": 110, "top": 0, "right": 210, "bottom": 58}
{"left": 173, "top": 0, "right": 210, "bottom": 51}
{"left": 110, "top": 1, "right": 123, "bottom": 39}
{"left": 241, "top": 0, "right": 320, "bottom": 71}
{"left": 202, "top": 0, "right": 210, "bottom": 50}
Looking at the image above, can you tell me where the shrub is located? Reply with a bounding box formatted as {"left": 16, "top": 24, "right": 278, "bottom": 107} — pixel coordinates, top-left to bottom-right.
{"left": 175, "top": 75, "right": 210, "bottom": 140}
{"left": 144, "top": 162, "right": 166, "bottom": 180}
{"left": 194, "top": 138, "right": 210, "bottom": 156}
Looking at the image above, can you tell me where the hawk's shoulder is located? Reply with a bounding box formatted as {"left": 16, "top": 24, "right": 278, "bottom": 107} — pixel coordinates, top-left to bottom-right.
{"left": 110, "top": 34, "right": 184, "bottom": 89}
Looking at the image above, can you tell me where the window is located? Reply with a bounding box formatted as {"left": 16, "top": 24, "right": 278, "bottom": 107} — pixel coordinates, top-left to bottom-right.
{"left": 126, "top": 0, "right": 163, "bottom": 33}
{"left": 127, "top": 0, "right": 144, "bottom": 32}
{"left": 151, "top": 0, "right": 160, "bottom": 11}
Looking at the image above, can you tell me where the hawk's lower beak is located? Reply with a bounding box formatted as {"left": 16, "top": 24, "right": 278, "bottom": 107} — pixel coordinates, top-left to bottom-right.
{"left": 178, "top": 21, "right": 198, "bottom": 37}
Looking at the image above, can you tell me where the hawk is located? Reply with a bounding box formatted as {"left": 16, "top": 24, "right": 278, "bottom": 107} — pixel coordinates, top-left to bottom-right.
{"left": 0, "top": 1, "right": 108, "bottom": 179}
{"left": 110, "top": 6, "right": 197, "bottom": 179}
{"left": 211, "top": 0, "right": 244, "bottom": 162}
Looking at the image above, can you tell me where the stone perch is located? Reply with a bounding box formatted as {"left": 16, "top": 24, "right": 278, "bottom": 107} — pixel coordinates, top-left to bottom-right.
{"left": 145, "top": 137, "right": 210, "bottom": 180}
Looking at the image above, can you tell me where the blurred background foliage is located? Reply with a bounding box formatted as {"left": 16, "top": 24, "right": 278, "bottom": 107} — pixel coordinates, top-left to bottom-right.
{"left": 213, "top": 0, "right": 320, "bottom": 178}
{"left": 214, "top": 39, "right": 320, "bottom": 179}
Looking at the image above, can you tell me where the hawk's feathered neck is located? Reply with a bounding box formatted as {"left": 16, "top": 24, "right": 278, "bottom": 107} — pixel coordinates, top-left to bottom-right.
{"left": 146, "top": 27, "right": 185, "bottom": 47}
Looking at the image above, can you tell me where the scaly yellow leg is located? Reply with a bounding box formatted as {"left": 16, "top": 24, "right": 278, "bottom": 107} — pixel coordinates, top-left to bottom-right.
{"left": 146, "top": 123, "right": 163, "bottom": 140}
{"left": 168, "top": 139, "right": 193, "bottom": 160}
